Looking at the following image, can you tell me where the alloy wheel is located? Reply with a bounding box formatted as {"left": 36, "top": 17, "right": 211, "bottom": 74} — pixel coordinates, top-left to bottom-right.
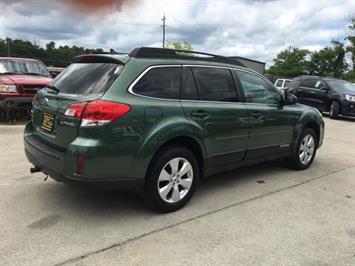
{"left": 157, "top": 157, "right": 193, "bottom": 203}
{"left": 299, "top": 134, "right": 315, "bottom": 165}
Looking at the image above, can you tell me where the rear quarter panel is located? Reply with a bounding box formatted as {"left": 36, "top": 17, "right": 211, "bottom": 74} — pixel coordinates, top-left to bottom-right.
{"left": 77, "top": 60, "right": 205, "bottom": 180}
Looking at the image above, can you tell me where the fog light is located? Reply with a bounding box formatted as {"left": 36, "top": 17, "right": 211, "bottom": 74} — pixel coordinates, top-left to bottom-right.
{"left": 76, "top": 155, "right": 85, "bottom": 175}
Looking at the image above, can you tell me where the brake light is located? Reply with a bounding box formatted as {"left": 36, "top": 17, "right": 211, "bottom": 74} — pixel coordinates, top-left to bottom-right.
{"left": 64, "top": 100, "right": 131, "bottom": 127}
{"left": 82, "top": 100, "right": 131, "bottom": 127}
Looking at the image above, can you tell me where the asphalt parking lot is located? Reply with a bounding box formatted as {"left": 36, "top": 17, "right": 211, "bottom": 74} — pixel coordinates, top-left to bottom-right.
{"left": 1, "top": 117, "right": 355, "bottom": 265}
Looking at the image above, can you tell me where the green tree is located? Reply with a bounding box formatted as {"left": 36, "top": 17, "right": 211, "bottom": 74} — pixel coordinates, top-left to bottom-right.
{"left": 309, "top": 40, "right": 348, "bottom": 78}
{"left": 266, "top": 47, "right": 310, "bottom": 77}
{"left": 344, "top": 16, "right": 355, "bottom": 81}
{"left": 346, "top": 16, "right": 355, "bottom": 70}
{"left": 165, "top": 41, "right": 193, "bottom": 55}
{"left": 0, "top": 38, "right": 104, "bottom": 67}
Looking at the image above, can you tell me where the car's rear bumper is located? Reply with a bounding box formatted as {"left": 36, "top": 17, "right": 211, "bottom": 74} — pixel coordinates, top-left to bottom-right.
{"left": 24, "top": 123, "right": 144, "bottom": 191}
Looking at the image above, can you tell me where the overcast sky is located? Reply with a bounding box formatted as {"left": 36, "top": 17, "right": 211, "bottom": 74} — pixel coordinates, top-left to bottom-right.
{"left": 0, "top": 0, "right": 354, "bottom": 66}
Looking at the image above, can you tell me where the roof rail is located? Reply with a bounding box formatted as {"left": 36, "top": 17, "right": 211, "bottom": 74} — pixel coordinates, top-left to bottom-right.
{"left": 129, "top": 47, "right": 245, "bottom": 67}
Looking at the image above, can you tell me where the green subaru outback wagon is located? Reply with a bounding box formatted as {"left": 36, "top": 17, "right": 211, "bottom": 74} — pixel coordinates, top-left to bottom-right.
{"left": 24, "top": 47, "right": 324, "bottom": 212}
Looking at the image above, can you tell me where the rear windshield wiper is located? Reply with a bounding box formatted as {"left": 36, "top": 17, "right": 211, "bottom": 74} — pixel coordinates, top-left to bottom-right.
{"left": 45, "top": 85, "right": 60, "bottom": 93}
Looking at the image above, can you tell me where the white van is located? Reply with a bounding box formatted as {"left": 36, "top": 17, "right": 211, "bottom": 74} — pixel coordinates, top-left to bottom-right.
{"left": 275, "top": 79, "right": 292, "bottom": 93}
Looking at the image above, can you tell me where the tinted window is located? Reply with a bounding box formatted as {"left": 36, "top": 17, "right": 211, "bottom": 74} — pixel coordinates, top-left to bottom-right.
{"left": 236, "top": 71, "right": 282, "bottom": 104}
{"left": 301, "top": 79, "right": 317, "bottom": 88}
{"left": 275, "top": 80, "right": 283, "bottom": 87}
{"left": 182, "top": 67, "right": 199, "bottom": 100}
{"left": 50, "top": 63, "right": 122, "bottom": 94}
{"left": 314, "top": 80, "right": 326, "bottom": 89}
{"left": 133, "top": 67, "right": 181, "bottom": 99}
{"left": 191, "top": 67, "right": 237, "bottom": 101}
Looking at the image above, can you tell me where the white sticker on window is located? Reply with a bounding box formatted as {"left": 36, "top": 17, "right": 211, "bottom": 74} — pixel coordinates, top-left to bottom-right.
{"left": 315, "top": 81, "right": 321, "bottom": 88}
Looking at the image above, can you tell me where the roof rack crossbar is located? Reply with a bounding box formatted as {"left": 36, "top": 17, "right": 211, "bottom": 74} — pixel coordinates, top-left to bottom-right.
{"left": 129, "top": 47, "right": 245, "bottom": 67}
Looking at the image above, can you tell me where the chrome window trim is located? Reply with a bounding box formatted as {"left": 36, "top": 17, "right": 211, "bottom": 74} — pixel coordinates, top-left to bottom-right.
{"left": 127, "top": 64, "right": 283, "bottom": 103}
{"left": 127, "top": 65, "right": 182, "bottom": 102}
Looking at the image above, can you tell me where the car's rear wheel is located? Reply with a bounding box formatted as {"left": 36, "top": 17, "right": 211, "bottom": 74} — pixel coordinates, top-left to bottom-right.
{"left": 144, "top": 146, "right": 199, "bottom": 212}
{"left": 286, "top": 128, "right": 317, "bottom": 170}
{"left": 329, "top": 101, "right": 340, "bottom": 119}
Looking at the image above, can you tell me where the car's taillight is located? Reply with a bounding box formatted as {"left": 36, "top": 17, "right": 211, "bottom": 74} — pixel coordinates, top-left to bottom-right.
{"left": 64, "top": 100, "right": 131, "bottom": 127}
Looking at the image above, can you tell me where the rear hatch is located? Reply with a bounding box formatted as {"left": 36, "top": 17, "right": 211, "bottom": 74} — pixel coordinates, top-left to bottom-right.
{"left": 32, "top": 55, "right": 126, "bottom": 150}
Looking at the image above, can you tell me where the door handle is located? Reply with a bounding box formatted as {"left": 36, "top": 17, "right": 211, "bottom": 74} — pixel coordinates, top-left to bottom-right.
{"left": 191, "top": 110, "right": 209, "bottom": 120}
{"left": 251, "top": 111, "right": 263, "bottom": 119}
{"left": 310, "top": 91, "right": 316, "bottom": 94}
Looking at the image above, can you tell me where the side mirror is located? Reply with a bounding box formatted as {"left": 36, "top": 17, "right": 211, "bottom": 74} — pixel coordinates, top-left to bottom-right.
{"left": 284, "top": 93, "right": 297, "bottom": 105}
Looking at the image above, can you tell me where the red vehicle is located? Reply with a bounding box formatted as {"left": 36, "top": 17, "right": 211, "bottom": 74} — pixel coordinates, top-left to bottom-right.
{"left": 0, "top": 57, "right": 52, "bottom": 121}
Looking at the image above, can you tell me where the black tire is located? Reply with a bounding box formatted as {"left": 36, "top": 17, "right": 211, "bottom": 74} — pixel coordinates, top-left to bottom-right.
{"left": 329, "top": 101, "right": 340, "bottom": 119}
{"left": 144, "top": 146, "right": 200, "bottom": 213}
{"left": 286, "top": 128, "right": 317, "bottom": 170}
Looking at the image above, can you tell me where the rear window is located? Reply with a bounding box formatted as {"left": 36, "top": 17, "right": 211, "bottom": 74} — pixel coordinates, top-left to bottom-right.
{"left": 50, "top": 63, "right": 123, "bottom": 94}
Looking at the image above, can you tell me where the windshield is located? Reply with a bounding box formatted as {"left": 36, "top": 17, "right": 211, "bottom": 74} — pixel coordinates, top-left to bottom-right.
{"left": 0, "top": 59, "right": 50, "bottom": 76}
{"left": 327, "top": 79, "right": 355, "bottom": 93}
{"left": 49, "top": 63, "right": 123, "bottom": 95}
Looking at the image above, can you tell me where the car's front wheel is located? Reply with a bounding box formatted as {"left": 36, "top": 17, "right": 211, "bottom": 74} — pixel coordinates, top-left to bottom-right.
{"left": 144, "top": 146, "right": 199, "bottom": 212}
{"left": 286, "top": 128, "right": 317, "bottom": 170}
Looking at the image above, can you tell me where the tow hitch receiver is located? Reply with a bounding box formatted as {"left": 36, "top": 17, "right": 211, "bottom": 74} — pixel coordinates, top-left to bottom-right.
{"left": 30, "top": 166, "right": 41, "bottom": 174}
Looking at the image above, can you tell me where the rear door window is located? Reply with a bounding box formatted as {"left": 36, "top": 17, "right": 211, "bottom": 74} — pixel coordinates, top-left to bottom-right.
{"left": 132, "top": 67, "right": 181, "bottom": 99}
{"left": 191, "top": 67, "right": 237, "bottom": 102}
{"left": 50, "top": 63, "right": 123, "bottom": 94}
{"left": 301, "top": 79, "right": 317, "bottom": 88}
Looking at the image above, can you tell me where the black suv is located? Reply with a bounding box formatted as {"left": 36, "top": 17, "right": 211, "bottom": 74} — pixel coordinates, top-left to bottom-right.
{"left": 287, "top": 76, "right": 355, "bottom": 119}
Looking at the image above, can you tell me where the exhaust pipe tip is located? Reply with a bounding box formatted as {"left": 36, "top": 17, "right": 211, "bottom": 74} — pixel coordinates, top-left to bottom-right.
{"left": 30, "top": 166, "right": 41, "bottom": 174}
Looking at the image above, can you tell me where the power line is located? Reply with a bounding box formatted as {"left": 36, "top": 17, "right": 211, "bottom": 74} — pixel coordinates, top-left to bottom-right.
{"left": 161, "top": 14, "right": 166, "bottom": 48}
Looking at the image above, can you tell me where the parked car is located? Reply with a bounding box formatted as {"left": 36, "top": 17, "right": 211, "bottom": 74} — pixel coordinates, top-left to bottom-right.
{"left": 24, "top": 47, "right": 324, "bottom": 212}
{"left": 0, "top": 57, "right": 52, "bottom": 121}
{"left": 47, "top": 66, "right": 65, "bottom": 78}
{"left": 274, "top": 78, "right": 292, "bottom": 93}
{"left": 286, "top": 75, "right": 355, "bottom": 119}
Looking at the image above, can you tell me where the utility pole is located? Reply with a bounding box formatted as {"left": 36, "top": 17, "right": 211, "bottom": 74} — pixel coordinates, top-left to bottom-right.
{"left": 161, "top": 14, "right": 166, "bottom": 48}
{"left": 7, "top": 39, "right": 10, "bottom": 57}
